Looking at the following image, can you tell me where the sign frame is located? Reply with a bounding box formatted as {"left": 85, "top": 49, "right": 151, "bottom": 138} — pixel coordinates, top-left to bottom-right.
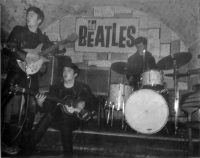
{"left": 75, "top": 17, "right": 139, "bottom": 53}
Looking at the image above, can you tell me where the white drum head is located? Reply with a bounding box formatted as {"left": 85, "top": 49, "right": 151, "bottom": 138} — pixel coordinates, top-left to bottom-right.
{"left": 108, "top": 84, "right": 133, "bottom": 110}
{"left": 142, "top": 70, "right": 163, "bottom": 86}
{"left": 125, "top": 89, "right": 169, "bottom": 134}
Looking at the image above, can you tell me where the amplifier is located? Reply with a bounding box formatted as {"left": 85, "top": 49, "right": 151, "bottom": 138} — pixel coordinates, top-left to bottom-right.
{"left": 78, "top": 66, "right": 110, "bottom": 96}
{"left": 39, "top": 56, "right": 59, "bottom": 91}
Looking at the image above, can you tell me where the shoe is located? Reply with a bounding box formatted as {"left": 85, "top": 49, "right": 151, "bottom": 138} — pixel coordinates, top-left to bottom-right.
{"left": 2, "top": 144, "right": 20, "bottom": 155}
{"left": 58, "top": 154, "right": 73, "bottom": 158}
{"left": 64, "top": 153, "right": 73, "bottom": 157}
{"left": 16, "top": 146, "right": 34, "bottom": 156}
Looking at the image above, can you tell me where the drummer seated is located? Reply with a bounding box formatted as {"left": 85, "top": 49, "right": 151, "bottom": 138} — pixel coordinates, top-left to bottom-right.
{"left": 126, "top": 36, "right": 157, "bottom": 89}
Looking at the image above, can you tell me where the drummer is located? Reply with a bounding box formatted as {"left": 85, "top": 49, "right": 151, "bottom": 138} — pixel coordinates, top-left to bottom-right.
{"left": 126, "top": 36, "right": 157, "bottom": 89}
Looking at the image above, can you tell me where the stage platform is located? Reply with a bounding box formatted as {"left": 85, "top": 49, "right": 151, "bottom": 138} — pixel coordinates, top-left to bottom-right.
{"left": 29, "top": 119, "right": 200, "bottom": 158}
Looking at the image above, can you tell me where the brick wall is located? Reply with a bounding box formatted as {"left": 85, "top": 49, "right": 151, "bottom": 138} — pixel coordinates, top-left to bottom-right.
{"left": 43, "top": 6, "right": 190, "bottom": 90}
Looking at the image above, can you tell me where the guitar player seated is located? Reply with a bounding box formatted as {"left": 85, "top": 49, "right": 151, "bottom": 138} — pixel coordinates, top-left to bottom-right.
{"left": 22, "top": 57, "right": 96, "bottom": 157}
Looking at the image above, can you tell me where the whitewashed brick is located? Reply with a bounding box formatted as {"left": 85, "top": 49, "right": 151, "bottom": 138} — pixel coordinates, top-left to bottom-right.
{"left": 160, "top": 43, "right": 170, "bottom": 57}
{"left": 160, "top": 23, "right": 171, "bottom": 43}
{"left": 147, "top": 29, "right": 160, "bottom": 56}
{"left": 93, "top": 6, "right": 114, "bottom": 17}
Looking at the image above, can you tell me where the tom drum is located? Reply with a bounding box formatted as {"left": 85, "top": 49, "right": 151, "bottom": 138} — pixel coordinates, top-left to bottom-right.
{"left": 108, "top": 83, "right": 133, "bottom": 110}
{"left": 142, "top": 70, "right": 163, "bottom": 87}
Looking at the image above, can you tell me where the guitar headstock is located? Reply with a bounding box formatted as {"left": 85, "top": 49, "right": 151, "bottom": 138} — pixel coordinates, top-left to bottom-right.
{"left": 2, "top": 42, "right": 17, "bottom": 52}
{"left": 62, "top": 33, "right": 78, "bottom": 44}
{"left": 9, "top": 84, "right": 25, "bottom": 94}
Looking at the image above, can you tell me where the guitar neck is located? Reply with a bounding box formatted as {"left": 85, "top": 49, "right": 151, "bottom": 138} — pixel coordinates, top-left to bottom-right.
{"left": 39, "top": 37, "right": 75, "bottom": 55}
{"left": 39, "top": 41, "right": 62, "bottom": 56}
{"left": 23, "top": 88, "right": 66, "bottom": 105}
{"left": 15, "top": 86, "right": 94, "bottom": 121}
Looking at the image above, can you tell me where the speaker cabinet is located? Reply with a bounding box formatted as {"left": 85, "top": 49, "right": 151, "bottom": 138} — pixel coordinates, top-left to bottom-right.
{"left": 77, "top": 67, "right": 110, "bottom": 96}
{"left": 39, "top": 56, "right": 59, "bottom": 90}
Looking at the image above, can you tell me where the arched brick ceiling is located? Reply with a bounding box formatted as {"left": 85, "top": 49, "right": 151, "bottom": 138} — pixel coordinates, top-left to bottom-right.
{"left": 140, "top": 0, "right": 200, "bottom": 47}
{"left": 1, "top": 0, "right": 200, "bottom": 47}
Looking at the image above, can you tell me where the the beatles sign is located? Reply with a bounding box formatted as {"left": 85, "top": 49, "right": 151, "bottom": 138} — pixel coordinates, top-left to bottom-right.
{"left": 75, "top": 18, "right": 139, "bottom": 53}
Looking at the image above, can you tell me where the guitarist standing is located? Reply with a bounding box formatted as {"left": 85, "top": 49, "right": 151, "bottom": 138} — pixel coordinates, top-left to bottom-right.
{"left": 25, "top": 58, "right": 95, "bottom": 157}
{"left": 2, "top": 6, "right": 59, "bottom": 155}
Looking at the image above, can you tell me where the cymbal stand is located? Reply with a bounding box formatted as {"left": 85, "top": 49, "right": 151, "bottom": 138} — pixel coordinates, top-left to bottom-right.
{"left": 173, "top": 59, "right": 180, "bottom": 135}
{"left": 106, "top": 69, "right": 110, "bottom": 125}
{"left": 111, "top": 103, "right": 114, "bottom": 127}
{"left": 105, "top": 102, "right": 114, "bottom": 127}
{"left": 106, "top": 101, "right": 110, "bottom": 124}
{"left": 106, "top": 68, "right": 113, "bottom": 126}
{"left": 121, "top": 71, "right": 127, "bottom": 130}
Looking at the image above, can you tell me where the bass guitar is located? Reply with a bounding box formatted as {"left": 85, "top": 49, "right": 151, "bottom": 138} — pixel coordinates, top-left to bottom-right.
{"left": 9, "top": 84, "right": 95, "bottom": 122}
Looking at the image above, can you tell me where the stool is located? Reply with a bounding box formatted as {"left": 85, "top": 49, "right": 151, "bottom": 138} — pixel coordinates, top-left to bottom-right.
{"left": 182, "top": 106, "right": 199, "bottom": 155}
{"left": 181, "top": 90, "right": 200, "bottom": 156}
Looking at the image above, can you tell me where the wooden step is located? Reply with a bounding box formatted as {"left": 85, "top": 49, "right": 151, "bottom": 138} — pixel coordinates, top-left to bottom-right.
{"left": 35, "top": 121, "right": 200, "bottom": 157}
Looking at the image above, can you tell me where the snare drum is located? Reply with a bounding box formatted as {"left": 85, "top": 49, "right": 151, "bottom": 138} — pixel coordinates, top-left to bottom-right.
{"left": 108, "top": 84, "right": 133, "bottom": 110}
{"left": 125, "top": 89, "right": 169, "bottom": 134}
{"left": 142, "top": 70, "right": 163, "bottom": 86}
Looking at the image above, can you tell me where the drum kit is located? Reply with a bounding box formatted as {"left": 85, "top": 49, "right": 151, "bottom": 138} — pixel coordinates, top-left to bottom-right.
{"left": 106, "top": 52, "right": 193, "bottom": 134}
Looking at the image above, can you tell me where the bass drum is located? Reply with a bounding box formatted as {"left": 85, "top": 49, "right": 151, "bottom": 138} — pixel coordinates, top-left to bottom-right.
{"left": 125, "top": 89, "right": 169, "bottom": 134}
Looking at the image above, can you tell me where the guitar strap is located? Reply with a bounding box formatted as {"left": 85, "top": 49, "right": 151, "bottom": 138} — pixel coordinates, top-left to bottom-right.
{"left": 72, "top": 87, "right": 79, "bottom": 100}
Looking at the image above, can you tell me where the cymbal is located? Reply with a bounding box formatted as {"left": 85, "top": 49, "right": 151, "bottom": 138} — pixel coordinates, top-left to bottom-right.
{"left": 165, "top": 68, "right": 200, "bottom": 78}
{"left": 165, "top": 72, "right": 189, "bottom": 78}
{"left": 157, "top": 52, "right": 192, "bottom": 70}
{"left": 111, "top": 62, "right": 127, "bottom": 74}
{"left": 188, "top": 68, "right": 200, "bottom": 75}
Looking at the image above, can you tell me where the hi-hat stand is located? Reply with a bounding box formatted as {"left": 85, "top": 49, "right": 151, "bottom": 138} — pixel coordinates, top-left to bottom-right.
{"left": 172, "top": 59, "right": 180, "bottom": 135}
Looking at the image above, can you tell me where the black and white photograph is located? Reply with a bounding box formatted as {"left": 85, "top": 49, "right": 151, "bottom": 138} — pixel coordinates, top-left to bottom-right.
{"left": 1, "top": 0, "right": 200, "bottom": 157}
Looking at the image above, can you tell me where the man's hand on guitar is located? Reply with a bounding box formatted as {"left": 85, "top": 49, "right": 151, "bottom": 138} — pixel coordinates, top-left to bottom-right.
{"left": 24, "top": 43, "right": 43, "bottom": 63}
{"left": 25, "top": 52, "right": 40, "bottom": 62}
{"left": 76, "top": 101, "right": 85, "bottom": 112}
{"left": 65, "top": 106, "right": 77, "bottom": 113}
{"left": 62, "top": 100, "right": 85, "bottom": 114}
{"left": 35, "top": 93, "right": 46, "bottom": 107}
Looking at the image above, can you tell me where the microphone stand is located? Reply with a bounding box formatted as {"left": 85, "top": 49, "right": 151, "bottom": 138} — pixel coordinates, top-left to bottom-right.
{"left": 142, "top": 50, "right": 146, "bottom": 73}
{"left": 141, "top": 49, "right": 146, "bottom": 89}
{"left": 173, "top": 58, "right": 179, "bottom": 135}
{"left": 121, "top": 66, "right": 127, "bottom": 130}
{"left": 18, "top": 69, "right": 31, "bottom": 127}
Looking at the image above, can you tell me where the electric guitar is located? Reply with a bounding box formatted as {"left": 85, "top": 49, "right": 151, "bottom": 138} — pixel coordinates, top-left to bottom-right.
{"left": 3, "top": 33, "right": 78, "bottom": 75}
{"left": 9, "top": 85, "right": 95, "bottom": 122}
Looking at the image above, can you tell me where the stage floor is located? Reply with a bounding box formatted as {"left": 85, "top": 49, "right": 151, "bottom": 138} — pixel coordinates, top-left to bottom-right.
{"left": 32, "top": 120, "right": 200, "bottom": 158}
{"left": 2, "top": 119, "right": 200, "bottom": 158}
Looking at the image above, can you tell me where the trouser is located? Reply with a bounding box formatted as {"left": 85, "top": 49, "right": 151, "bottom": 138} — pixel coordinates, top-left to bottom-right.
{"left": 59, "top": 115, "right": 80, "bottom": 156}
{"left": 2, "top": 70, "right": 38, "bottom": 131}
{"left": 1, "top": 70, "right": 38, "bottom": 149}
{"left": 2, "top": 94, "right": 37, "bottom": 147}
{"left": 26, "top": 109, "right": 80, "bottom": 156}
{"left": 22, "top": 112, "right": 54, "bottom": 154}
